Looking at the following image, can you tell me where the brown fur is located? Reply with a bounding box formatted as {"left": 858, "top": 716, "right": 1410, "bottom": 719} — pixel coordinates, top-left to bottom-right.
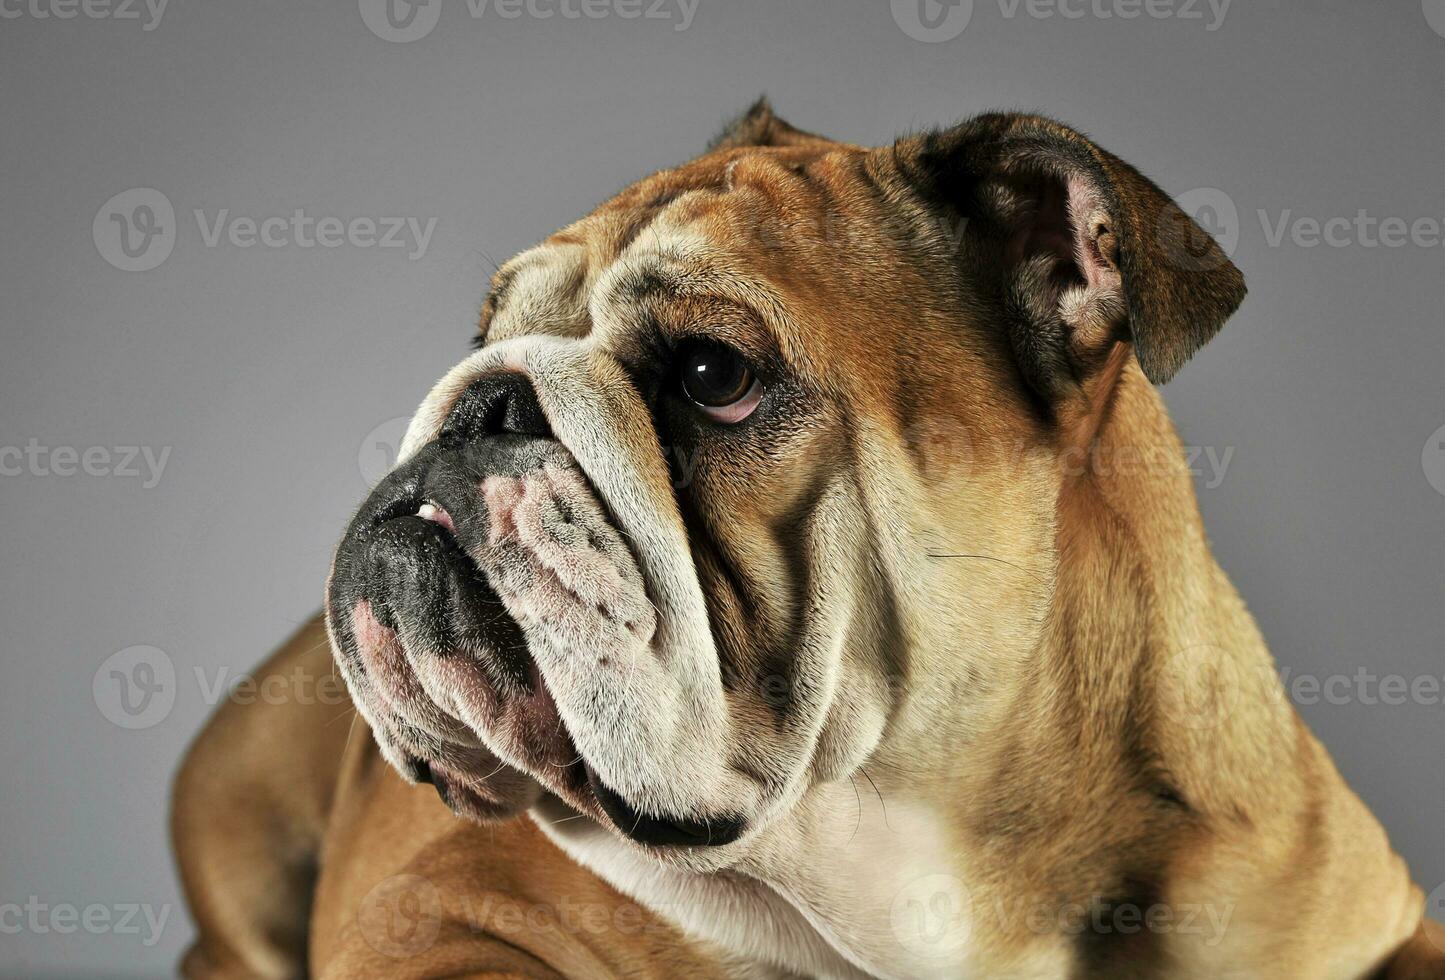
{"left": 174, "top": 102, "right": 1442, "bottom": 978}
{"left": 175, "top": 619, "right": 732, "bottom": 979}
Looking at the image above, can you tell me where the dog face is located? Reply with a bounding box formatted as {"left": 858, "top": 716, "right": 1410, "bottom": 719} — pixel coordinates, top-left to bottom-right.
{"left": 326, "top": 101, "right": 1243, "bottom": 867}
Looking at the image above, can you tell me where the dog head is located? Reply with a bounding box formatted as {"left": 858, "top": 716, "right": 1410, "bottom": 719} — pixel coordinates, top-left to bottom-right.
{"left": 326, "top": 99, "right": 1244, "bottom": 869}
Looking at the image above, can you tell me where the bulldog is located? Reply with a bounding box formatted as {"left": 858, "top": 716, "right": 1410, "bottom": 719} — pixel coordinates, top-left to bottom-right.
{"left": 173, "top": 100, "right": 1444, "bottom": 979}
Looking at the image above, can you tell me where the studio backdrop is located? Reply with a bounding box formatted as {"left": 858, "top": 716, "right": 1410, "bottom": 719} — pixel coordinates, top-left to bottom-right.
{"left": 2, "top": 1, "right": 1443, "bottom": 975}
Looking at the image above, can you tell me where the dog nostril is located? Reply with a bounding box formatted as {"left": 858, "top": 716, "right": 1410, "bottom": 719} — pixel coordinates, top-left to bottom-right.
{"left": 443, "top": 372, "right": 552, "bottom": 441}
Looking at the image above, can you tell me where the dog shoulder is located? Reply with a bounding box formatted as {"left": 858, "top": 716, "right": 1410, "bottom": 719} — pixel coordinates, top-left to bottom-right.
{"left": 311, "top": 782, "right": 736, "bottom": 980}
{"left": 173, "top": 613, "right": 354, "bottom": 978}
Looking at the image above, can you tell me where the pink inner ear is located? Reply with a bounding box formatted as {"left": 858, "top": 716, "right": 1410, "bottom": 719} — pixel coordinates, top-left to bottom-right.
{"left": 1065, "top": 175, "right": 1119, "bottom": 291}
{"left": 1005, "top": 170, "right": 1125, "bottom": 342}
{"left": 1007, "top": 172, "right": 1119, "bottom": 291}
{"left": 1010, "top": 175, "right": 1074, "bottom": 271}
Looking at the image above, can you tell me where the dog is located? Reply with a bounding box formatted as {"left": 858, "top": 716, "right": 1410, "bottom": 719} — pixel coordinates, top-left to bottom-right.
{"left": 173, "top": 99, "right": 1445, "bottom": 979}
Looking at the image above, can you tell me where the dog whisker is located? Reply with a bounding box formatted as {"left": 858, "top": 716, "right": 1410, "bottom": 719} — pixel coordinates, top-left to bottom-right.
{"left": 860, "top": 766, "right": 892, "bottom": 834}
{"left": 925, "top": 552, "right": 1036, "bottom": 577}
{"left": 846, "top": 773, "right": 863, "bottom": 847}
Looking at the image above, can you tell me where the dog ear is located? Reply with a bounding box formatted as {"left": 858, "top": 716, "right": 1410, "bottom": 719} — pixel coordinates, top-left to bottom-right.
{"left": 709, "top": 97, "right": 833, "bottom": 152}
{"left": 889, "top": 113, "right": 1245, "bottom": 391}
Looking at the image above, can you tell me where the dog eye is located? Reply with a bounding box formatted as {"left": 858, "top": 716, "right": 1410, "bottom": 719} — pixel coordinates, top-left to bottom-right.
{"left": 677, "top": 339, "right": 761, "bottom": 423}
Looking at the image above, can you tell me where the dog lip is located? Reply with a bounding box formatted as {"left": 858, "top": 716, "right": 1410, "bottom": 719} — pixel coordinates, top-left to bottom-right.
{"left": 351, "top": 443, "right": 470, "bottom": 538}
{"left": 338, "top": 436, "right": 687, "bottom": 831}
{"left": 583, "top": 764, "right": 746, "bottom": 848}
{"left": 528, "top": 667, "right": 591, "bottom": 793}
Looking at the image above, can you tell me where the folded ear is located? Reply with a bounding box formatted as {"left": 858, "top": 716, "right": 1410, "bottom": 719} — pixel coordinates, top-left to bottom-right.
{"left": 889, "top": 113, "right": 1245, "bottom": 390}
{"left": 709, "top": 97, "right": 835, "bottom": 152}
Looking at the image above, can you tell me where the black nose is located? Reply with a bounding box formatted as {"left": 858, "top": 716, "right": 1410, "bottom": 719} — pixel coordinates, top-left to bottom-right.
{"left": 443, "top": 372, "right": 552, "bottom": 441}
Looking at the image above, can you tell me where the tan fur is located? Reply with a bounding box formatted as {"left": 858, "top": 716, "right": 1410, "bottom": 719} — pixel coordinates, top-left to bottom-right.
{"left": 174, "top": 105, "right": 1441, "bottom": 978}
{"left": 175, "top": 618, "right": 736, "bottom": 979}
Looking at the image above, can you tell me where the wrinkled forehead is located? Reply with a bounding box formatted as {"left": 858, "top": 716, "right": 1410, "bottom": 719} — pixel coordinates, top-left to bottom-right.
{"left": 476, "top": 140, "right": 1032, "bottom": 452}
{"left": 480, "top": 144, "right": 886, "bottom": 371}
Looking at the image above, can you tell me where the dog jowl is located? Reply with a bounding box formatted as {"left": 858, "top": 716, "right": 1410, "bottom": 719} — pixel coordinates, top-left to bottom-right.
{"left": 327, "top": 366, "right": 747, "bottom": 845}
{"left": 324, "top": 100, "right": 1435, "bottom": 977}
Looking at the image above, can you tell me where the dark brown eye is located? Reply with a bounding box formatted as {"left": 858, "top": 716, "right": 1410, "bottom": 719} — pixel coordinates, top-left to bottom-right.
{"left": 677, "top": 339, "right": 761, "bottom": 422}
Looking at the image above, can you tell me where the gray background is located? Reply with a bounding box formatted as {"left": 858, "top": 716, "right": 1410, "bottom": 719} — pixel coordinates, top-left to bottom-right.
{"left": 2, "top": 0, "right": 1443, "bottom": 975}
